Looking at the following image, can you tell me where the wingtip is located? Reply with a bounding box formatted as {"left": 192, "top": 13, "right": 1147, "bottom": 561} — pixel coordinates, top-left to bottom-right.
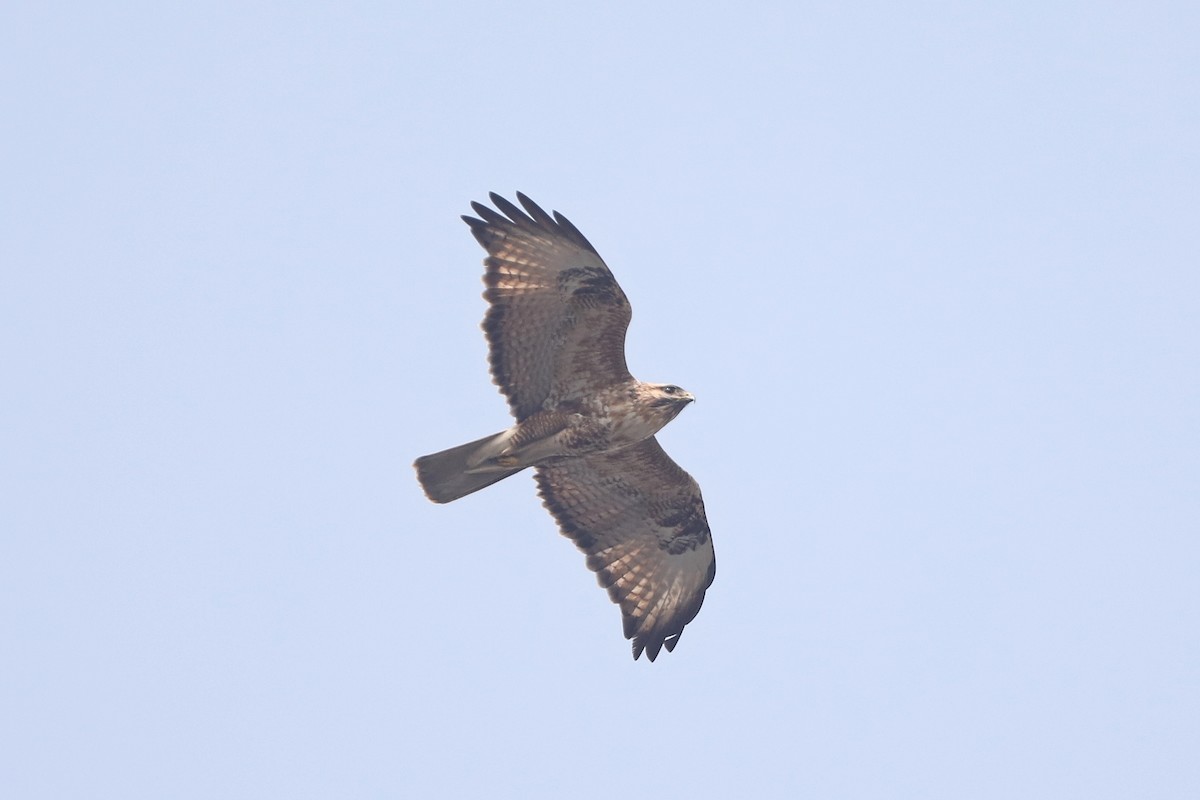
{"left": 631, "top": 637, "right": 665, "bottom": 662}
{"left": 488, "top": 192, "right": 537, "bottom": 228}
{"left": 516, "top": 192, "right": 556, "bottom": 228}
{"left": 463, "top": 192, "right": 599, "bottom": 255}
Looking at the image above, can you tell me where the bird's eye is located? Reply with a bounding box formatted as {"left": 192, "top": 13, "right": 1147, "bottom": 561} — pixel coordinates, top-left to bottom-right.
{"left": 664, "top": 386, "right": 678, "bottom": 394}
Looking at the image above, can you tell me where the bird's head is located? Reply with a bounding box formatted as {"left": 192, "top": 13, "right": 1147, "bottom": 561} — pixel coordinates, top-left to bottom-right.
{"left": 646, "top": 383, "right": 695, "bottom": 418}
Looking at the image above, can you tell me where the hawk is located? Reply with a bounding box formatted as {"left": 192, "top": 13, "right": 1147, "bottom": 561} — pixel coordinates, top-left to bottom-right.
{"left": 414, "top": 193, "right": 715, "bottom": 661}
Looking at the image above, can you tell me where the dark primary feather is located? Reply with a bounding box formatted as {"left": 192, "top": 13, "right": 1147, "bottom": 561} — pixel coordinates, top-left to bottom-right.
{"left": 535, "top": 438, "right": 716, "bottom": 661}
{"left": 462, "top": 194, "right": 632, "bottom": 421}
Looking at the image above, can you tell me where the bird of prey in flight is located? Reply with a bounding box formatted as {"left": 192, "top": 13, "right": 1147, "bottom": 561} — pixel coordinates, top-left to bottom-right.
{"left": 414, "top": 193, "right": 715, "bottom": 661}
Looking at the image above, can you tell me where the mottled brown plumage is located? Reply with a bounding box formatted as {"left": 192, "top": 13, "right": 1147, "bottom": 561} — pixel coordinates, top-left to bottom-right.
{"left": 414, "top": 193, "right": 715, "bottom": 661}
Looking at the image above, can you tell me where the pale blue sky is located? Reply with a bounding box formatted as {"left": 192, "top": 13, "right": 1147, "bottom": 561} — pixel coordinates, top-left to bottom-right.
{"left": 3, "top": 2, "right": 1198, "bottom": 798}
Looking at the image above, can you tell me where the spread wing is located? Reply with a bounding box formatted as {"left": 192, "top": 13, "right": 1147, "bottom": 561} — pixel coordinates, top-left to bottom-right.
{"left": 463, "top": 193, "right": 633, "bottom": 421}
{"left": 535, "top": 438, "right": 716, "bottom": 661}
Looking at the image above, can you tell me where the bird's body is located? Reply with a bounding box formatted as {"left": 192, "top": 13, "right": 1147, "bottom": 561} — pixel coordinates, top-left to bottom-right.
{"left": 414, "top": 193, "right": 715, "bottom": 661}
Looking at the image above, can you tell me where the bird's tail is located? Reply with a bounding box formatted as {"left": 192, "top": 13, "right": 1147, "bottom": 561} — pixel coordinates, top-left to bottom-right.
{"left": 414, "top": 431, "right": 525, "bottom": 504}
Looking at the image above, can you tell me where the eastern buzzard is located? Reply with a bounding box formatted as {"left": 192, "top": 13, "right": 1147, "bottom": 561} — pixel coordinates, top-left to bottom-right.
{"left": 414, "top": 193, "right": 715, "bottom": 661}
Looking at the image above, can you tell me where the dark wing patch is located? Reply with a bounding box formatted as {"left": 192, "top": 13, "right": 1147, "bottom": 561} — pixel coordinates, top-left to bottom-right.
{"left": 535, "top": 438, "right": 716, "bottom": 661}
{"left": 463, "top": 193, "right": 632, "bottom": 421}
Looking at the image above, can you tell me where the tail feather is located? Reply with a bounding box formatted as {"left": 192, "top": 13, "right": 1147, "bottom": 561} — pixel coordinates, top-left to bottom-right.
{"left": 414, "top": 431, "right": 525, "bottom": 504}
